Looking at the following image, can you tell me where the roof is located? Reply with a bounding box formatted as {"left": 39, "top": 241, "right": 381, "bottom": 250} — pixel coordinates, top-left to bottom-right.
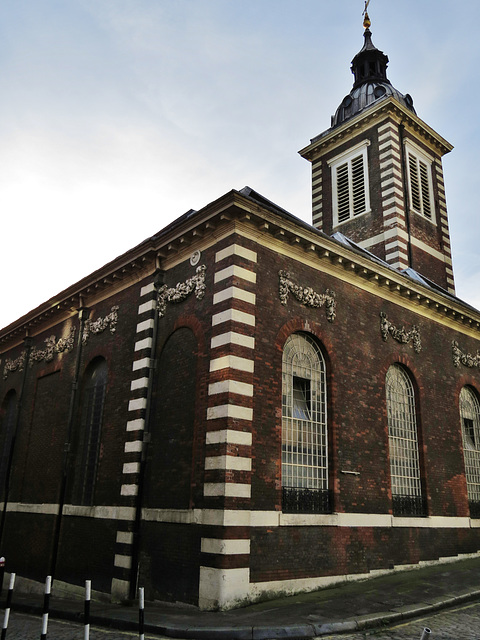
{"left": 332, "top": 28, "right": 416, "bottom": 128}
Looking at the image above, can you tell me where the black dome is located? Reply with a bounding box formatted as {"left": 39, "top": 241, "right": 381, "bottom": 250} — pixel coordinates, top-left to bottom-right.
{"left": 332, "top": 29, "right": 416, "bottom": 128}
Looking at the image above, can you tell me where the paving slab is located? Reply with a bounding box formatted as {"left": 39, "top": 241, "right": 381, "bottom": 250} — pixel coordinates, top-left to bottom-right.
{"left": 4, "top": 556, "right": 480, "bottom": 639}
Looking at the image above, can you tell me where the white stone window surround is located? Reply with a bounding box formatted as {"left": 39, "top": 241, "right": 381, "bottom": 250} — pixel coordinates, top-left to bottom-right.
{"left": 328, "top": 139, "right": 371, "bottom": 227}
{"left": 404, "top": 139, "right": 436, "bottom": 224}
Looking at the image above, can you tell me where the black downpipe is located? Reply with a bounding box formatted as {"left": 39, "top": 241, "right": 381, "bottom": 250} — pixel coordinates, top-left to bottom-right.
{"left": 49, "top": 304, "right": 88, "bottom": 582}
{"left": 399, "top": 123, "right": 413, "bottom": 268}
{"left": 0, "top": 335, "right": 33, "bottom": 551}
{"left": 129, "top": 267, "right": 164, "bottom": 601}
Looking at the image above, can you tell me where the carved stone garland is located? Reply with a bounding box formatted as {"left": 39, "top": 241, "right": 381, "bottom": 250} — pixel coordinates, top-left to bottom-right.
{"left": 278, "top": 270, "right": 336, "bottom": 322}
{"left": 82, "top": 306, "right": 119, "bottom": 344}
{"left": 157, "top": 265, "right": 207, "bottom": 318}
{"left": 3, "top": 351, "right": 27, "bottom": 380}
{"left": 3, "top": 326, "right": 77, "bottom": 379}
{"left": 30, "top": 327, "right": 76, "bottom": 365}
{"left": 2, "top": 305, "right": 121, "bottom": 379}
{"left": 452, "top": 340, "right": 480, "bottom": 369}
{"left": 380, "top": 312, "right": 422, "bottom": 353}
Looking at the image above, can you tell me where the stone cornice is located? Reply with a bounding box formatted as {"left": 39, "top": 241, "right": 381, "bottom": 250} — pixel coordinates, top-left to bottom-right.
{"left": 299, "top": 96, "right": 453, "bottom": 162}
{"left": 1, "top": 188, "right": 478, "bottom": 350}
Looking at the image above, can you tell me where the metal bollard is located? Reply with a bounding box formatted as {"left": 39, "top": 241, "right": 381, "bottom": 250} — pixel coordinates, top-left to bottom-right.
{"left": 1, "top": 573, "right": 15, "bottom": 640}
{"left": 138, "top": 587, "right": 145, "bottom": 640}
{"left": 40, "top": 576, "right": 52, "bottom": 640}
{"left": 420, "top": 628, "right": 431, "bottom": 639}
{"left": 84, "top": 580, "right": 91, "bottom": 640}
{"left": 0, "top": 558, "right": 5, "bottom": 595}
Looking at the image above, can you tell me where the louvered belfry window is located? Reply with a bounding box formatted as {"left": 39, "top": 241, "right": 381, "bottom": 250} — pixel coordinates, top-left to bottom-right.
{"left": 281, "top": 333, "right": 330, "bottom": 513}
{"left": 330, "top": 143, "right": 370, "bottom": 225}
{"left": 386, "top": 364, "right": 426, "bottom": 516}
{"left": 407, "top": 149, "right": 433, "bottom": 220}
{"left": 460, "top": 387, "right": 480, "bottom": 515}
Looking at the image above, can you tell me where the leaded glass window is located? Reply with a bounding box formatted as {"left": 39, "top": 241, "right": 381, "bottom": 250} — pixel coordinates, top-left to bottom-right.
{"left": 460, "top": 386, "right": 480, "bottom": 516}
{"left": 386, "top": 364, "right": 425, "bottom": 516}
{"left": 282, "top": 333, "right": 329, "bottom": 513}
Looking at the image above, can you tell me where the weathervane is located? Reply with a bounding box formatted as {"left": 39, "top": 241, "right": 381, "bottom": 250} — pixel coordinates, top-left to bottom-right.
{"left": 363, "top": 0, "right": 371, "bottom": 29}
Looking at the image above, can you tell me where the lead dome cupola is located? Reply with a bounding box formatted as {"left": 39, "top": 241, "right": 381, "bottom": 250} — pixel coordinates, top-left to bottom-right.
{"left": 332, "top": 27, "right": 415, "bottom": 128}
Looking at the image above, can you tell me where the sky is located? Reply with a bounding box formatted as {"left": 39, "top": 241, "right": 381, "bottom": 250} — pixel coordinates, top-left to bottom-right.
{"left": 1, "top": 0, "right": 480, "bottom": 330}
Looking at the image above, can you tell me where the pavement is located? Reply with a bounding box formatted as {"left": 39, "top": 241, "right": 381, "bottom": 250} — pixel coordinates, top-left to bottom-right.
{"left": 6, "top": 556, "right": 480, "bottom": 639}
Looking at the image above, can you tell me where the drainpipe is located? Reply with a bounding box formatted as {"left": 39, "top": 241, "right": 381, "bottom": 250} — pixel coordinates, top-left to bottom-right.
{"left": 129, "top": 265, "right": 164, "bottom": 600}
{"left": 0, "top": 334, "right": 33, "bottom": 551}
{"left": 399, "top": 122, "right": 413, "bottom": 269}
{"left": 49, "top": 302, "right": 88, "bottom": 582}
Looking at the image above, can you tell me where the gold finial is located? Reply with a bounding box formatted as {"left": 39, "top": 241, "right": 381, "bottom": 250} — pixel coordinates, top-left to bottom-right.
{"left": 363, "top": 0, "right": 371, "bottom": 29}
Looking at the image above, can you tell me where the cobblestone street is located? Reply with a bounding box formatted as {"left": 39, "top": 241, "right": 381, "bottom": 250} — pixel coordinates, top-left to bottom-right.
{"left": 0, "top": 611, "right": 167, "bottom": 640}
{"left": 322, "top": 601, "right": 480, "bottom": 639}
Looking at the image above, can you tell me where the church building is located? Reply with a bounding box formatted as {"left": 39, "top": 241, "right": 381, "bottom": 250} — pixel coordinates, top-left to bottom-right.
{"left": 1, "top": 16, "right": 480, "bottom": 611}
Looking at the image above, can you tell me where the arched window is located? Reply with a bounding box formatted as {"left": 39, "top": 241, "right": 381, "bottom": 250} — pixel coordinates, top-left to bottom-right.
{"left": 72, "top": 358, "right": 107, "bottom": 505}
{"left": 386, "top": 364, "right": 425, "bottom": 516}
{"left": 459, "top": 386, "right": 480, "bottom": 517}
{"left": 281, "top": 333, "right": 329, "bottom": 513}
{"left": 0, "top": 391, "right": 17, "bottom": 501}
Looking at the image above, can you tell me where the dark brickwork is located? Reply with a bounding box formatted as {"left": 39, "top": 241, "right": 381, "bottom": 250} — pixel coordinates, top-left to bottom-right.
{"left": 250, "top": 525, "right": 480, "bottom": 583}
{"left": 139, "top": 522, "right": 201, "bottom": 605}
{"left": 144, "top": 327, "right": 198, "bottom": 509}
{"left": 56, "top": 516, "right": 117, "bottom": 593}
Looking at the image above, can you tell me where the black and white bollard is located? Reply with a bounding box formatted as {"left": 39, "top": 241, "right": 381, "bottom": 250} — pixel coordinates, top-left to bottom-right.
{"left": 138, "top": 587, "right": 145, "bottom": 640}
{"left": 84, "top": 580, "right": 91, "bottom": 640}
{"left": 420, "top": 628, "right": 431, "bottom": 639}
{"left": 0, "top": 558, "right": 5, "bottom": 595}
{"left": 40, "top": 575, "right": 52, "bottom": 640}
{"left": 1, "top": 572, "right": 15, "bottom": 640}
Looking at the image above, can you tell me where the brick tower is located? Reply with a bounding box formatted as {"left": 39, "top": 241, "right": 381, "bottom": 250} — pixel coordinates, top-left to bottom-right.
{"left": 299, "top": 17, "right": 455, "bottom": 293}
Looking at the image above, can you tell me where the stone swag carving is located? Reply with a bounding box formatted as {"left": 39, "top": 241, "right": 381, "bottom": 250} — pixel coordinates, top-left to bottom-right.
{"left": 3, "top": 351, "right": 27, "bottom": 380}
{"left": 452, "top": 340, "right": 480, "bottom": 369}
{"left": 3, "top": 305, "right": 121, "bottom": 379}
{"left": 30, "top": 327, "right": 76, "bottom": 365}
{"left": 278, "top": 270, "right": 336, "bottom": 322}
{"left": 82, "top": 306, "right": 119, "bottom": 344}
{"left": 380, "top": 312, "right": 422, "bottom": 353}
{"left": 3, "top": 326, "right": 77, "bottom": 379}
{"left": 157, "top": 265, "right": 207, "bottom": 318}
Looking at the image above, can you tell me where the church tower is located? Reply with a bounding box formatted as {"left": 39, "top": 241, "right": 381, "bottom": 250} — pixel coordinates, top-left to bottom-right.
{"left": 299, "top": 14, "right": 455, "bottom": 293}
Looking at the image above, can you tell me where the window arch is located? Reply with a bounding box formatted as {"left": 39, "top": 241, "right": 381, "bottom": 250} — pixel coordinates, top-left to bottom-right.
{"left": 386, "top": 364, "right": 425, "bottom": 516}
{"left": 459, "top": 386, "right": 480, "bottom": 517}
{"left": 281, "top": 333, "right": 329, "bottom": 513}
{"left": 72, "top": 358, "right": 108, "bottom": 505}
{"left": 0, "top": 391, "right": 17, "bottom": 501}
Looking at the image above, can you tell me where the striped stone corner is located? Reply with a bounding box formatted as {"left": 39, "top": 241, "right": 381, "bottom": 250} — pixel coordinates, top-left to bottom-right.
{"left": 110, "top": 281, "right": 156, "bottom": 600}
{"left": 312, "top": 160, "right": 323, "bottom": 229}
{"left": 378, "top": 122, "right": 408, "bottom": 268}
{"left": 434, "top": 158, "right": 456, "bottom": 293}
{"left": 199, "top": 242, "right": 257, "bottom": 608}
